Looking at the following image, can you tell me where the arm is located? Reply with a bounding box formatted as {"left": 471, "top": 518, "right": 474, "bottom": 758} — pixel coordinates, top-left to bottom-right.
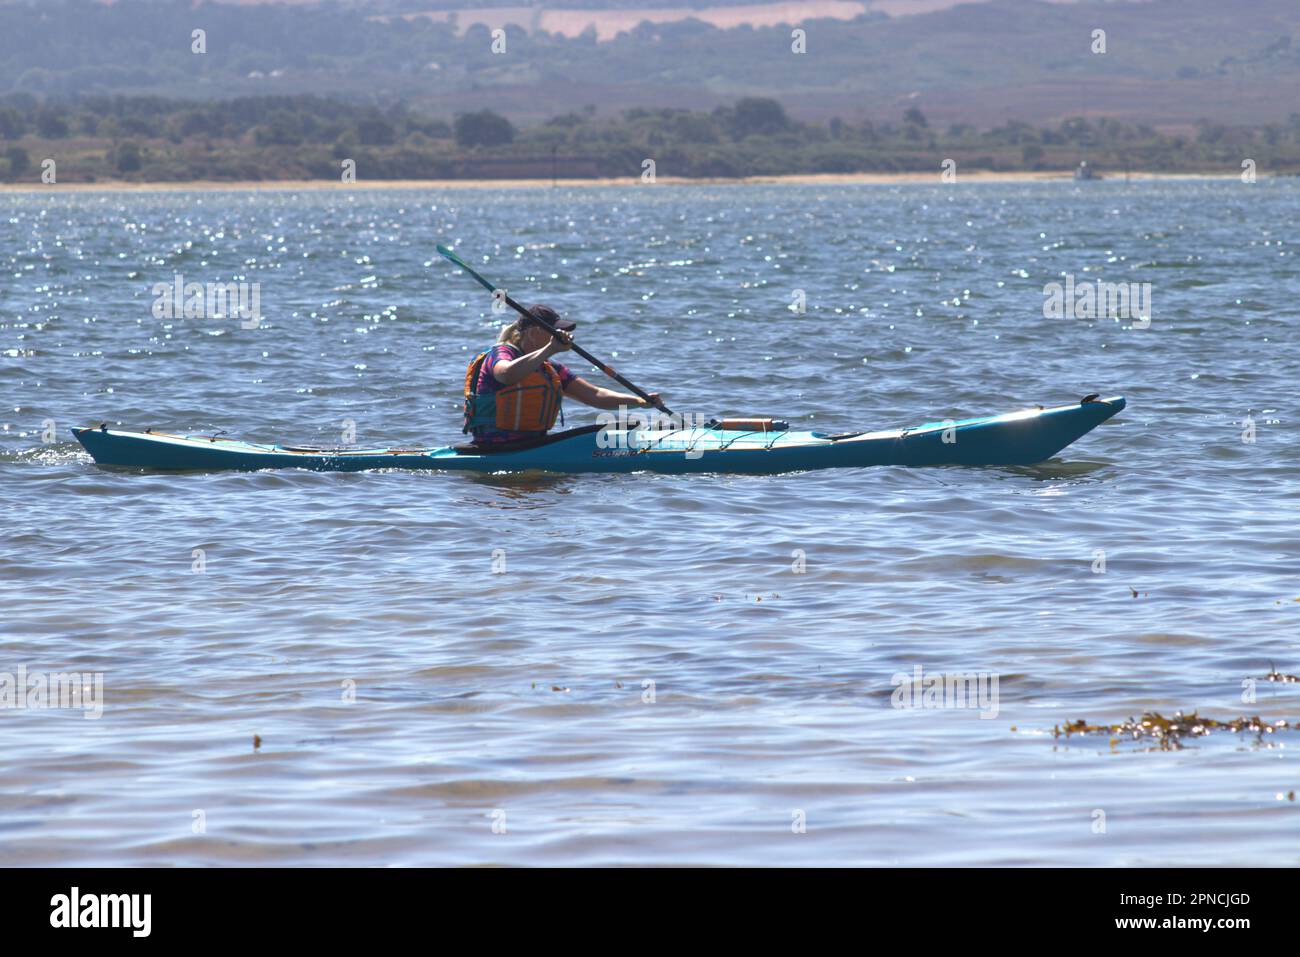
{"left": 492, "top": 334, "right": 572, "bottom": 386}
{"left": 564, "top": 376, "right": 661, "bottom": 411}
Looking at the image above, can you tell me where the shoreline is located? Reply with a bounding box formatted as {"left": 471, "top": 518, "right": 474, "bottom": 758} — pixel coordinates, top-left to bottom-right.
{"left": 0, "top": 170, "right": 1252, "bottom": 193}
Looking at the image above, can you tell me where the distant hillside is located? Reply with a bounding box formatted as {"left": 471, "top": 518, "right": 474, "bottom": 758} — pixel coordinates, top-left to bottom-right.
{"left": 2, "top": 0, "right": 1298, "bottom": 129}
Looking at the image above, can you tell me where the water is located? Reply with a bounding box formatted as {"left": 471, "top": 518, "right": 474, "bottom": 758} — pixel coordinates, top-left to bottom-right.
{"left": 2, "top": 180, "right": 1298, "bottom": 865}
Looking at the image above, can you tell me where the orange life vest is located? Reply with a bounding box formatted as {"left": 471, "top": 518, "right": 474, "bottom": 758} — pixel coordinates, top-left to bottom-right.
{"left": 463, "top": 350, "right": 564, "bottom": 434}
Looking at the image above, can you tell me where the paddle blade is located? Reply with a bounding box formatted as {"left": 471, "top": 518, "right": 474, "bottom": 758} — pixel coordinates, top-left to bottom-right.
{"left": 436, "top": 244, "right": 496, "bottom": 293}
{"left": 435, "top": 243, "right": 464, "bottom": 267}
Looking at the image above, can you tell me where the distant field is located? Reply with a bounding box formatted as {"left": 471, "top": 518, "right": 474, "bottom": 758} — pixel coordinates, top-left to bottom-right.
{"left": 381, "top": 0, "right": 1093, "bottom": 40}
{"left": 226, "top": 0, "right": 1045, "bottom": 20}
{"left": 388, "top": 2, "right": 871, "bottom": 40}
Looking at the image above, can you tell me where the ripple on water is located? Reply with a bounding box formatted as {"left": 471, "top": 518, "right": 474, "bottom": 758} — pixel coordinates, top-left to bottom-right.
{"left": 2, "top": 181, "right": 1299, "bottom": 865}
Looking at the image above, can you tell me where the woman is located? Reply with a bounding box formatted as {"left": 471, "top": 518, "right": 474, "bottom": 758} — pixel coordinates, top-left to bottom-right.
{"left": 464, "top": 304, "right": 661, "bottom": 445}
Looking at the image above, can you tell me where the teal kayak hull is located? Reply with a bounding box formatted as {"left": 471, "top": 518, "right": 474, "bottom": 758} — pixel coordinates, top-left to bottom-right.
{"left": 72, "top": 396, "right": 1124, "bottom": 475}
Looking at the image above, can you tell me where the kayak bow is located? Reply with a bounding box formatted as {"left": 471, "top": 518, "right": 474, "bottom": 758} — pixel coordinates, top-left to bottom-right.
{"left": 72, "top": 396, "right": 1125, "bottom": 474}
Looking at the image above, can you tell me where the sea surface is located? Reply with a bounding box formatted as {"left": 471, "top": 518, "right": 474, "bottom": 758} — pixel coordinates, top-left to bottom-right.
{"left": 2, "top": 180, "right": 1298, "bottom": 866}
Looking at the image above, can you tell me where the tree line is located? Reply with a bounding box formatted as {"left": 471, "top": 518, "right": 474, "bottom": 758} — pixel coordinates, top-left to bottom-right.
{"left": 4, "top": 94, "right": 1300, "bottom": 182}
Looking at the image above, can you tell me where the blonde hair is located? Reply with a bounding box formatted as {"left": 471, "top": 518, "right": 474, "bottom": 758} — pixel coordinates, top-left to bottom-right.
{"left": 497, "top": 319, "right": 525, "bottom": 347}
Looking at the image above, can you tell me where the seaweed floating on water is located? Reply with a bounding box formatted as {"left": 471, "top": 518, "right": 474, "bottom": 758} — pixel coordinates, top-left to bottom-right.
{"left": 1054, "top": 711, "right": 1294, "bottom": 750}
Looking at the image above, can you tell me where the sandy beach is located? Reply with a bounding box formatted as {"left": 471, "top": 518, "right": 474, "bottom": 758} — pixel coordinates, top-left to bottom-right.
{"left": 0, "top": 170, "right": 1247, "bottom": 193}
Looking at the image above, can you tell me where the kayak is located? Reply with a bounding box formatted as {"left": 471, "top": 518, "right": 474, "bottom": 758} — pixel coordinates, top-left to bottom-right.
{"left": 74, "top": 396, "right": 1124, "bottom": 474}
{"left": 71, "top": 396, "right": 1124, "bottom": 474}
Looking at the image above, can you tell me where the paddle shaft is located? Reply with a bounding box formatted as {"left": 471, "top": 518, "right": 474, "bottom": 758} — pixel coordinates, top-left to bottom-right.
{"left": 438, "top": 245, "right": 672, "bottom": 415}
{"left": 500, "top": 289, "right": 671, "bottom": 415}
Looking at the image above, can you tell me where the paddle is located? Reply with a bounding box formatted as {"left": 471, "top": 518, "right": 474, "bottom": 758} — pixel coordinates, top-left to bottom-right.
{"left": 436, "top": 243, "right": 673, "bottom": 416}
